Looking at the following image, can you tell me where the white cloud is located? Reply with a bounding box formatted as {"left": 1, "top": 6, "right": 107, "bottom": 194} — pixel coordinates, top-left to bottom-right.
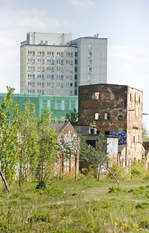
{"left": 108, "top": 45, "right": 149, "bottom": 89}
{"left": 68, "top": 0, "right": 94, "bottom": 8}
{"left": 108, "top": 45, "right": 149, "bottom": 129}
{"left": 0, "top": 8, "right": 74, "bottom": 93}
{"left": 0, "top": 9, "right": 73, "bottom": 32}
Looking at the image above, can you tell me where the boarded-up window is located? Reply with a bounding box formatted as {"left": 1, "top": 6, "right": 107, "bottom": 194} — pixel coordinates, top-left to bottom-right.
{"left": 104, "top": 93, "right": 110, "bottom": 99}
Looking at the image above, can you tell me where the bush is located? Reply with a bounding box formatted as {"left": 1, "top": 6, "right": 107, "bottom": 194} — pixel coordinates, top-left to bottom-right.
{"left": 106, "top": 163, "right": 130, "bottom": 181}
{"left": 130, "top": 161, "right": 146, "bottom": 178}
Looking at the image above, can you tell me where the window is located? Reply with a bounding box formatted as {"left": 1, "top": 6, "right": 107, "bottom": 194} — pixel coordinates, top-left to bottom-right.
{"left": 88, "top": 66, "right": 92, "bottom": 72}
{"left": 130, "top": 94, "right": 132, "bottom": 102}
{"left": 56, "top": 59, "right": 64, "bottom": 65}
{"left": 37, "top": 82, "right": 44, "bottom": 88}
{"left": 118, "top": 114, "right": 123, "bottom": 120}
{"left": 37, "top": 51, "right": 45, "bottom": 56}
{"left": 28, "top": 82, "right": 35, "bottom": 87}
{"left": 47, "top": 59, "right": 54, "bottom": 65}
{"left": 28, "top": 58, "right": 35, "bottom": 64}
{"left": 37, "top": 66, "right": 45, "bottom": 72}
{"left": 47, "top": 74, "right": 54, "bottom": 80}
{"left": 75, "top": 67, "right": 77, "bottom": 72}
{"left": 56, "top": 52, "right": 64, "bottom": 57}
{"left": 66, "top": 60, "right": 73, "bottom": 65}
{"left": 104, "top": 131, "right": 110, "bottom": 136}
{"left": 66, "top": 52, "right": 73, "bottom": 57}
{"left": 95, "top": 113, "right": 99, "bottom": 120}
{"left": 28, "top": 51, "right": 35, "bottom": 56}
{"left": 133, "top": 136, "right": 135, "bottom": 143}
{"left": 47, "top": 51, "right": 54, "bottom": 57}
{"left": 104, "top": 93, "right": 110, "bottom": 99}
{"left": 94, "top": 92, "right": 101, "bottom": 100}
{"left": 28, "top": 89, "right": 35, "bottom": 94}
{"left": 75, "top": 59, "right": 77, "bottom": 65}
{"left": 57, "top": 66, "right": 64, "bottom": 73}
{"left": 27, "top": 66, "right": 35, "bottom": 72}
{"left": 56, "top": 82, "right": 64, "bottom": 88}
{"left": 47, "top": 67, "right": 54, "bottom": 72}
{"left": 37, "top": 59, "right": 44, "bottom": 64}
{"left": 56, "top": 74, "right": 64, "bottom": 80}
{"left": 37, "top": 90, "right": 44, "bottom": 95}
{"left": 37, "top": 74, "right": 44, "bottom": 79}
{"left": 28, "top": 74, "right": 35, "bottom": 79}
{"left": 104, "top": 113, "right": 110, "bottom": 120}
{"left": 69, "top": 90, "right": 73, "bottom": 95}
{"left": 75, "top": 74, "right": 77, "bottom": 80}
{"left": 75, "top": 52, "right": 78, "bottom": 57}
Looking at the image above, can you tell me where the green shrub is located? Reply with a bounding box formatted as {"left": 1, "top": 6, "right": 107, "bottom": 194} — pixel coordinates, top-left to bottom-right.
{"left": 107, "top": 163, "right": 130, "bottom": 180}
{"left": 130, "top": 161, "right": 146, "bottom": 178}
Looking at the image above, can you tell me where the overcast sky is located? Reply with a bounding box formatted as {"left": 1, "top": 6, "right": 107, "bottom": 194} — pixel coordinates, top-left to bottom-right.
{"left": 1, "top": 0, "right": 149, "bottom": 129}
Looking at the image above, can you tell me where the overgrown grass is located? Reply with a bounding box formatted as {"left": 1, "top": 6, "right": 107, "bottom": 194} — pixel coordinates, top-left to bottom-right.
{"left": 1, "top": 176, "right": 149, "bottom": 232}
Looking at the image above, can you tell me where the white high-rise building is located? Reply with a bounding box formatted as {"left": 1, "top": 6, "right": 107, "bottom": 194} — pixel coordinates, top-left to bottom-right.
{"left": 69, "top": 36, "right": 107, "bottom": 86}
{"left": 20, "top": 33, "right": 107, "bottom": 96}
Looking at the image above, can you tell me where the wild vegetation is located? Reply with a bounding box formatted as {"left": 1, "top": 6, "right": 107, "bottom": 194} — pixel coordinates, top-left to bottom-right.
{"left": 1, "top": 88, "right": 149, "bottom": 233}
{"left": 1, "top": 173, "right": 149, "bottom": 233}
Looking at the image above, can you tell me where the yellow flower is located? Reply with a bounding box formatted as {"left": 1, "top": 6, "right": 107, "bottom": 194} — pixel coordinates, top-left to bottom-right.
{"left": 123, "top": 223, "right": 128, "bottom": 227}
{"left": 114, "top": 221, "right": 118, "bottom": 226}
{"left": 60, "top": 220, "right": 63, "bottom": 225}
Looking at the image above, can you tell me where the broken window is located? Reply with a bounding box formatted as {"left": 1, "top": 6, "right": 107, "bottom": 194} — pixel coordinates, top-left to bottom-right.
{"left": 94, "top": 92, "right": 101, "bottom": 100}
{"left": 104, "top": 93, "right": 110, "bottom": 99}
{"left": 95, "top": 113, "right": 101, "bottom": 120}
{"left": 104, "top": 113, "right": 110, "bottom": 120}
{"left": 104, "top": 131, "right": 110, "bottom": 136}
{"left": 118, "top": 114, "right": 123, "bottom": 120}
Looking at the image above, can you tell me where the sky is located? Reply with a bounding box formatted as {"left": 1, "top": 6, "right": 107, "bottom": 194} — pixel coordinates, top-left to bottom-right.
{"left": 0, "top": 0, "right": 149, "bottom": 129}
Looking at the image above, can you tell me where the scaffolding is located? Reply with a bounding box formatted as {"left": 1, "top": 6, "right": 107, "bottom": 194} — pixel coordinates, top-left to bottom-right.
{"left": 0, "top": 93, "right": 78, "bottom": 120}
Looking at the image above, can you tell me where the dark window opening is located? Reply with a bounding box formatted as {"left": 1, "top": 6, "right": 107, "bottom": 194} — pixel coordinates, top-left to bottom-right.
{"left": 86, "top": 140, "right": 96, "bottom": 148}
{"left": 105, "top": 113, "right": 110, "bottom": 120}
{"left": 74, "top": 89, "right": 77, "bottom": 95}
{"left": 104, "top": 131, "right": 110, "bottom": 136}
{"left": 118, "top": 114, "right": 123, "bottom": 120}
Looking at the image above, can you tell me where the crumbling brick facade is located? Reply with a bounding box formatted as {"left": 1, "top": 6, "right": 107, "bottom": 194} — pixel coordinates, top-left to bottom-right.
{"left": 78, "top": 84, "right": 143, "bottom": 166}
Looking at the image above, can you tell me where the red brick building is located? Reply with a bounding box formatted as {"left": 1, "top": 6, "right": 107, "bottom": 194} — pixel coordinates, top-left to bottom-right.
{"left": 51, "top": 122, "right": 79, "bottom": 177}
{"left": 78, "top": 84, "right": 143, "bottom": 166}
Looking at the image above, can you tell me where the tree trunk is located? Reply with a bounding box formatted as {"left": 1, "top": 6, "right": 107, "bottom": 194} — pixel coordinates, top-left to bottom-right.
{"left": 97, "top": 164, "right": 100, "bottom": 180}
{"left": 59, "top": 154, "right": 63, "bottom": 180}
{"left": 0, "top": 171, "right": 10, "bottom": 192}
{"left": 74, "top": 155, "right": 77, "bottom": 182}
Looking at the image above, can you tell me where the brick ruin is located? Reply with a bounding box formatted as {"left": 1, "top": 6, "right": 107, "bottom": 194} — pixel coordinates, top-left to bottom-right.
{"left": 78, "top": 84, "right": 143, "bottom": 166}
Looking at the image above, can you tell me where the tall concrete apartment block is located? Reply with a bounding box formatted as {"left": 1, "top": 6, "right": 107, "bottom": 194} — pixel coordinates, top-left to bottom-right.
{"left": 20, "top": 33, "right": 107, "bottom": 96}
{"left": 69, "top": 37, "right": 107, "bottom": 86}
{"left": 78, "top": 84, "right": 143, "bottom": 165}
